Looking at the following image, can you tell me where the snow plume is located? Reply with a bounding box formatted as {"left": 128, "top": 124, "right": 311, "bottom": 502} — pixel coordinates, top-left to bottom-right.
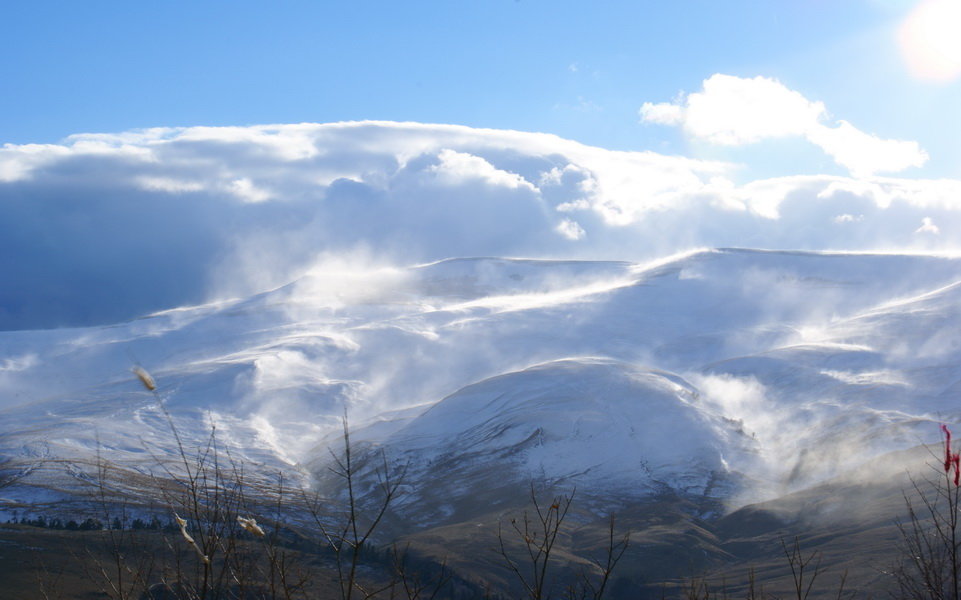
{"left": 0, "top": 120, "right": 959, "bottom": 330}
{"left": 692, "top": 371, "right": 902, "bottom": 506}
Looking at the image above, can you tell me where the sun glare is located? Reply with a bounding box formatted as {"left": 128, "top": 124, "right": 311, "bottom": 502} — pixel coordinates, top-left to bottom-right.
{"left": 898, "top": 0, "right": 961, "bottom": 81}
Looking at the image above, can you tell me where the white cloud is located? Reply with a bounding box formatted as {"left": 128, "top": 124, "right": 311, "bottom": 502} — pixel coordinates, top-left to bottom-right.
{"left": 556, "top": 218, "right": 586, "bottom": 240}
{"left": 0, "top": 120, "right": 960, "bottom": 330}
{"left": 228, "top": 177, "right": 273, "bottom": 202}
{"left": 0, "top": 143, "right": 71, "bottom": 181}
{"left": 655, "top": 74, "right": 825, "bottom": 145}
{"left": 137, "top": 175, "right": 206, "bottom": 194}
{"left": 638, "top": 101, "right": 684, "bottom": 126}
{"left": 427, "top": 149, "right": 536, "bottom": 191}
{"left": 640, "top": 74, "right": 928, "bottom": 176}
{"left": 806, "top": 120, "right": 928, "bottom": 178}
{"left": 916, "top": 216, "right": 941, "bottom": 234}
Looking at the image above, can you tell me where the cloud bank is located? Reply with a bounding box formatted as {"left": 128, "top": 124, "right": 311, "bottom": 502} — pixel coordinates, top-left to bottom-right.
{"left": 640, "top": 74, "right": 929, "bottom": 177}
{"left": 1, "top": 120, "right": 960, "bottom": 329}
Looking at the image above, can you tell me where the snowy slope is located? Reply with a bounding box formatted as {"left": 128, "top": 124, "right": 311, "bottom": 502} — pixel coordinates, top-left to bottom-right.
{"left": 4, "top": 249, "right": 961, "bottom": 516}
{"left": 320, "top": 358, "right": 758, "bottom": 526}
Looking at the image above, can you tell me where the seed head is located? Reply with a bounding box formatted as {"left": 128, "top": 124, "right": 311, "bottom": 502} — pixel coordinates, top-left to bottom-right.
{"left": 237, "top": 516, "right": 266, "bottom": 537}
{"left": 174, "top": 513, "right": 210, "bottom": 565}
{"left": 132, "top": 366, "right": 157, "bottom": 391}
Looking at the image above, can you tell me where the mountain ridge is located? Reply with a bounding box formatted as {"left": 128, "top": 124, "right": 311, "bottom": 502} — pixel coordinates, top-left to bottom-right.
{"left": 3, "top": 247, "right": 961, "bottom": 520}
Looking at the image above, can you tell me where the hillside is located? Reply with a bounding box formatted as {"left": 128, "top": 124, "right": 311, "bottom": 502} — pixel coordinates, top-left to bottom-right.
{"left": 3, "top": 248, "right": 961, "bottom": 596}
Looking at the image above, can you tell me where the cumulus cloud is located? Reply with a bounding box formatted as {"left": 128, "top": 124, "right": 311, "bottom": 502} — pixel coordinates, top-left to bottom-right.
{"left": 555, "top": 218, "right": 586, "bottom": 241}
{"left": 806, "top": 120, "right": 928, "bottom": 177}
{"left": 916, "top": 216, "right": 941, "bottom": 234}
{"left": 1, "top": 121, "right": 960, "bottom": 330}
{"left": 641, "top": 74, "right": 824, "bottom": 145}
{"left": 424, "top": 149, "right": 536, "bottom": 191}
{"left": 637, "top": 101, "right": 684, "bottom": 127}
{"left": 640, "top": 74, "right": 928, "bottom": 176}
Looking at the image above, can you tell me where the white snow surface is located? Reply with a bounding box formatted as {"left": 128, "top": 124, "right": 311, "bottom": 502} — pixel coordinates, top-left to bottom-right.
{"left": 4, "top": 248, "right": 961, "bottom": 512}
{"left": 361, "top": 358, "right": 755, "bottom": 498}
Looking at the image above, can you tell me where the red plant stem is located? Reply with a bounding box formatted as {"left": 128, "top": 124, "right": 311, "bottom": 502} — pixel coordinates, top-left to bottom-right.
{"left": 943, "top": 424, "right": 954, "bottom": 473}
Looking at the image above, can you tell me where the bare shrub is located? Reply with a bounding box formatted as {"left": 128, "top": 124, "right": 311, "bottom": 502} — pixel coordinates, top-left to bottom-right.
{"left": 497, "top": 486, "right": 629, "bottom": 600}
{"left": 893, "top": 424, "right": 961, "bottom": 600}
{"left": 303, "top": 414, "right": 407, "bottom": 600}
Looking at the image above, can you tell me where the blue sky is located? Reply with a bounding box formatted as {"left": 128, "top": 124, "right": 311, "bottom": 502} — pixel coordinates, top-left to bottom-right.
{"left": 3, "top": 0, "right": 959, "bottom": 179}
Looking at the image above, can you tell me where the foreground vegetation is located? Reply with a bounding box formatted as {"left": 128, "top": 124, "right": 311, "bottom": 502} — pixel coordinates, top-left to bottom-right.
{"left": 3, "top": 369, "right": 961, "bottom": 599}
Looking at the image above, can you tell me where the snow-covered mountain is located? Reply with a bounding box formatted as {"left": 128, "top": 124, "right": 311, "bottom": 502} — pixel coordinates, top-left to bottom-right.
{"left": 3, "top": 121, "right": 961, "bottom": 333}
{"left": 3, "top": 248, "right": 961, "bottom": 523}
